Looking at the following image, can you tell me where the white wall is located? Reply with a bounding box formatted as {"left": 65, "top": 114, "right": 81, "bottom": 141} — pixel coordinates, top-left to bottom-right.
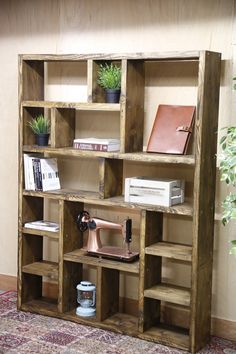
{"left": 0, "top": 0, "right": 235, "bottom": 321}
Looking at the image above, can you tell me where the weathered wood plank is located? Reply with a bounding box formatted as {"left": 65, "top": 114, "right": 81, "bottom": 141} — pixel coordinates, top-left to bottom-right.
{"left": 145, "top": 242, "right": 192, "bottom": 262}
{"left": 22, "top": 145, "right": 195, "bottom": 164}
{"left": 99, "top": 158, "right": 123, "bottom": 198}
{"left": 144, "top": 283, "right": 191, "bottom": 307}
{"left": 22, "top": 227, "right": 59, "bottom": 239}
{"left": 140, "top": 325, "right": 189, "bottom": 351}
{"left": 190, "top": 51, "right": 221, "bottom": 353}
{"left": 51, "top": 108, "right": 75, "bottom": 148}
{"left": 20, "top": 51, "right": 200, "bottom": 61}
{"left": 120, "top": 60, "right": 145, "bottom": 152}
{"left": 22, "top": 100, "right": 120, "bottom": 111}
{"left": 63, "top": 248, "right": 139, "bottom": 274}
{"left": 22, "top": 261, "right": 59, "bottom": 280}
{"left": 22, "top": 190, "right": 193, "bottom": 216}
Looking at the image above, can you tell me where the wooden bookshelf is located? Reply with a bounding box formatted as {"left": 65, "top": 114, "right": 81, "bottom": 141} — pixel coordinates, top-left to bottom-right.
{"left": 18, "top": 51, "right": 221, "bottom": 353}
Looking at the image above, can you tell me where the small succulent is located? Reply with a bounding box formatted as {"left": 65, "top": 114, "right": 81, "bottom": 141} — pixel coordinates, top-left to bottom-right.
{"left": 28, "top": 114, "right": 50, "bottom": 134}
{"left": 97, "top": 63, "right": 121, "bottom": 90}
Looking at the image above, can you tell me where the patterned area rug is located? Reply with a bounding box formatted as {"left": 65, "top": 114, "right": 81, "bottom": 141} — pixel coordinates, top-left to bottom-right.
{"left": 0, "top": 291, "right": 236, "bottom": 354}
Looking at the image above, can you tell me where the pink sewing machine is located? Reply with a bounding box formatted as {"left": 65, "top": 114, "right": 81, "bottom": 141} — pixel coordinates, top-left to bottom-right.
{"left": 77, "top": 211, "right": 139, "bottom": 262}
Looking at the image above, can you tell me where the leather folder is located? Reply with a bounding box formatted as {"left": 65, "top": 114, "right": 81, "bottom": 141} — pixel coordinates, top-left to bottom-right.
{"left": 146, "top": 104, "right": 195, "bottom": 154}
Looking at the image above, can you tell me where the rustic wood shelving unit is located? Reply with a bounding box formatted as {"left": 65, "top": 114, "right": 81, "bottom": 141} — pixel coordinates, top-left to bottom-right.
{"left": 18, "top": 51, "right": 221, "bottom": 353}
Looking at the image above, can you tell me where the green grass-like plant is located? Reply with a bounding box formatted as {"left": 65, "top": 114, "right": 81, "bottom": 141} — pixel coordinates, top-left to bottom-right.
{"left": 97, "top": 63, "right": 121, "bottom": 90}
{"left": 28, "top": 114, "right": 50, "bottom": 134}
{"left": 219, "top": 125, "right": 236, "bottom": 254}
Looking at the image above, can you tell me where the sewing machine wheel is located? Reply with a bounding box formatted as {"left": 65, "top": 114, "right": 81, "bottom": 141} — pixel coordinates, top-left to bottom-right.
{"left": 77, "top": 210, "right": 90, "bottom": 232}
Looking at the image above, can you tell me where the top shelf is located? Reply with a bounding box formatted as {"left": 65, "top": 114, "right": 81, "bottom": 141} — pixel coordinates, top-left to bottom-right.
{"left": 20, "top": 51, "right": 203, "bottom": 62}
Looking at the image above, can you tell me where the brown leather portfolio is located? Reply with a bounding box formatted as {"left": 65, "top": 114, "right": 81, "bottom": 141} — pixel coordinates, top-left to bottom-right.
{"left": 146, "top": 104, "right": 195, "bottom": 154}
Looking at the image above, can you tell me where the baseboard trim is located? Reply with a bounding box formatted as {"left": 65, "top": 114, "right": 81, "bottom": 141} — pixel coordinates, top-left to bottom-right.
{"left": 0, "top": 274, "right": 17, "bottom": 291}
{"left": 1, "top": 274, "right": 235, "bottom": 341}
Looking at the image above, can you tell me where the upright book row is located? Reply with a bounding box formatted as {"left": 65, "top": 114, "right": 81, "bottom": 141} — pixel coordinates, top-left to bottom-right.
{"left": 23, "top": 154, "right": 60, "bottom": 191}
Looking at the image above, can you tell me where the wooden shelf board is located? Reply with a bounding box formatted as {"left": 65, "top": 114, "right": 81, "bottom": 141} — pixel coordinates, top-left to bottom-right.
{"left": 144, "top": 283, "right": 191, "bottom": 307}
{"left": 22, "top": 189, "right": 193, "bottom": 216}
{"left": 22, "top": 100, "right": 120, "bottom": 111}
{"left": 21, "top": 297, "right": 58, "bottom": 315}
{"left": 65, "top": 310, "right": 138, "bottom": 335}
{"left": 22, "top": 261, "right": 59, "bottom": 280}
{"left": 64, "top": 248, "right": 139, "bottom": 274}
{"left": 140, "top": 324, "right": 189, "bottom": 351}
{"left": 145, "top": 242, "right": 192, "bottom": 262}
{"left": 20, "top": 51, "right": 201, "bottom": 61}
{"left": 22, "top": 227, "right": 59, "bottom": 240}
{"left": 22, "top": 145, "right": 195, "bottom": 165}
{"left": 102, "top": 312, "right": 139, "bottom": 335}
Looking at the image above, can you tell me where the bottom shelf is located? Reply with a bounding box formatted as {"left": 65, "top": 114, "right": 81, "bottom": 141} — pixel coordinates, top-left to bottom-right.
{"left": 140, "top": 324, "right": 189, "bottom": 351}
{"left": 20, "top": 297, "right": 58, "bottom": 316}
{"left": 20, "top": 301, "right": 189, "bottom": 350}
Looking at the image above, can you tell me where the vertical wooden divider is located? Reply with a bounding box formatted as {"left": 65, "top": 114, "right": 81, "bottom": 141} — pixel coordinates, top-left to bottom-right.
{"left": 18, "top": 57, "right": 44, "bottom": 309}
{"left": 96, "top": 267, "right": 119, "bottom": 322}
{"left": 99, "top": 158, "right": 123, "bottom": 199}
{"left": 190, "top": 51, "right": 221, "bottom": 353}
{"left": 120, "top": 59, "right": 145, "bottom": 153}
{"left": 58, "top": 200, "right": 84, "bottom": 313}
{"left": 139, "top": 210, "right": 163, "bottom": 332}
{"left": 51, "top": 108, "right": 75, "bottom": 148}
{"left": 87, "top": 59, "right": 105, "bottom": 103}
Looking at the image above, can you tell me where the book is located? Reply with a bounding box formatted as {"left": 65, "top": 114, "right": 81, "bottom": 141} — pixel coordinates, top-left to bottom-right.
{"left": 147, "top": 104, "right": 195, "bottom": 154}
{"left": 73, "top": 137, "right": 120, "bottom": 152}
{"left": 23, "top": 155, "right": 60, "bottom": 191}
{"left": 24, "top": 220, "right": 59, "bottom": 232}
{"left": 40, "top": 158, "right": 61, "bottom": 191}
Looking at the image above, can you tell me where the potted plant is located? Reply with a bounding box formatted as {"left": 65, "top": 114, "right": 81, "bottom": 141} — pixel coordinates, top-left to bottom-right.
{"left": 97, "top": 62, "right": 121, "bottom": 103}
{"left": 28, "top": 114, "right": 50, "bottom": 146}
{"left": 219, "top": 126, "right": 236, "bottom": 254}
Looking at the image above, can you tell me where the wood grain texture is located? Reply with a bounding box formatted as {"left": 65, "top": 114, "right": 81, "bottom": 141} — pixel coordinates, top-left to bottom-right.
{"left": 190, "top": 51, "right": 221, "bottom": 353}
{"left": 139, "top": 210, "right": 163, "bottom": 332}
{"left": 63, "top": 248, "right": 139, "bottom": 274}
{"left": 22, "top": 261, "right": 58, "bottom": 280}
{"left": 99, "top": 158, "right": 123, "bottom": 198}
{"left": 145, "top": 242, "right": 192, "bottom": 262}
{"left": 51, "top": 108, "right": 75, "bottom": 148}
{"left": 144, "top": 283, "right": 191, "bottom": 307}
{"left": 20, "top": 52, "right": 201, "bottom": 61}
{"left": 22, "top": 190, "right": 193, "bottom": 216}
{"left": 120, "top": 60, "right": 145, "bottom": 152}
{"left": 22, "top": 100, "right": 120, "bottom": 111}
{"left": 22, "top": 145, "right": 195, "bottom": 164}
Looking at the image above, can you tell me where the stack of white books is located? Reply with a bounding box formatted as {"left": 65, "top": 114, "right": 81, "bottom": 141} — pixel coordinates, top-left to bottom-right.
{"left": 24, "top": 220, "right": 59, "bottom": 232}
{"left": 73, "top": 137, "right": 120, "bottom": 152}
{"left": 24, "top": 154, "right": 61, "bottom": 191}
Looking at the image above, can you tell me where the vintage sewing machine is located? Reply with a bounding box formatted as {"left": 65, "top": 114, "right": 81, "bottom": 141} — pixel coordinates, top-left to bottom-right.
{"left": 77, "top": 211, "right": 139, "bottom": 262}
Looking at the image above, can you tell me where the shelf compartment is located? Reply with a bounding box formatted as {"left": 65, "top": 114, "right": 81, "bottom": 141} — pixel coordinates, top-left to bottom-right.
{"left": 23, "top": 190, "right": 193, "bottom": 216}
{"left": 64, "top": 248, "right": 139, "bottom": 274}
{"left": 20, "top": 297, "right": 58, "bottom": 315}
{"left": 22, "top": 145, "right": 195, "bottom": 165}
{"left": 145, "top": 242, "right": 192, "bottom": 262}
{"left": 144, "top": 283, "right": 191, "bottom": 307}
{"left": 22, "top": 100, "right": 120, "bottom": 111}
{"left": 22, "top": 227, "right": 59, "bottom": 240}
{"left": 140, "top": 324, "right": 189, "bottom": 351}
{"left": 22, "top": 261, "right": 59, "bottom": 280}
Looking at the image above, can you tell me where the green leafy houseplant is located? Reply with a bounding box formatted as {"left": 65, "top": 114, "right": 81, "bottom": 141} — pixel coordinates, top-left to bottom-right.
{"left": 28, "top": 114, "right": 50, "bottom": 134}
{"left": 28, "top": 114, "right": 50, "bottom": 146}
{"left": 219, "top": 126, "right": 236, "bottom": 254}
{"left": 97, "top": 63, "right": 121, "bottom": 103}
{"left": 97, "top": 63, "right": 121, "bottom": 90}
